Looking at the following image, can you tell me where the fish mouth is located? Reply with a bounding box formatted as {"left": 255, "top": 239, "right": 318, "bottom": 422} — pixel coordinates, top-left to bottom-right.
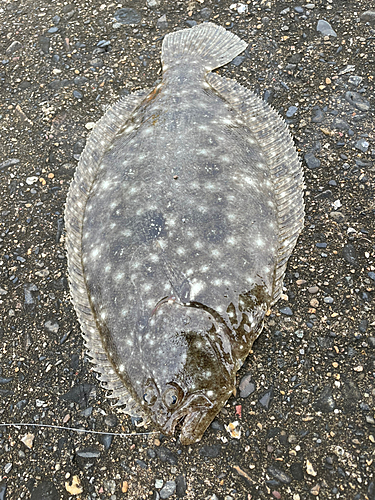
{"left": 163, "top": 392, "right": 223, "bottom": 445}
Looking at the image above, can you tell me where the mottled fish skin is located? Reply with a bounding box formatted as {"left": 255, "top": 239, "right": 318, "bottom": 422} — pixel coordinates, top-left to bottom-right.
{"left": 66, "top": 23, "right": 304, "bottom": 444}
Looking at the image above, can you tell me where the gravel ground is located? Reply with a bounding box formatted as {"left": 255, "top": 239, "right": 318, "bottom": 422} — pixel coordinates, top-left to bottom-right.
{"left": 0, "top": 0, "right": 375, "bottom": 499}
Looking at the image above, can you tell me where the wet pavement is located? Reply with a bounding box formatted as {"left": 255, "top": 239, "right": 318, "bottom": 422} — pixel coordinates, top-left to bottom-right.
{"left": 0, "top": 0, "right": 375, "bottom": 499}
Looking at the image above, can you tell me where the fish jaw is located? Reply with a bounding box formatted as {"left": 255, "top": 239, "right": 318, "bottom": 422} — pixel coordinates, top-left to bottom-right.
{"left": 157, "top": 389, "right": 234, "bottom": 445}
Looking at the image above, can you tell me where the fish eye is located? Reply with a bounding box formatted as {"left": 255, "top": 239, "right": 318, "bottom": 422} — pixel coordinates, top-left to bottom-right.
{"left": 143, "top": 385, "right": 158, "bottom": 406}
{"left": 162, "top": 386, "right": 183, "bottom": 409}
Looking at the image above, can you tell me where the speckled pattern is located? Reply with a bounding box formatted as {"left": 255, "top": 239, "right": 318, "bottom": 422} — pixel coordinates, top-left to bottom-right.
{"left": 0, "top": 0, "right": 374, "bottom": 498}
{"left": 65, "top": 23, "right": 303, "bottom": 445}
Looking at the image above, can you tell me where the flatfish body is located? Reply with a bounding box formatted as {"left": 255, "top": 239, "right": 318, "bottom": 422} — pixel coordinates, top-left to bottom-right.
{"left": 65, "top": 23, "right": 304, "bottom": 444}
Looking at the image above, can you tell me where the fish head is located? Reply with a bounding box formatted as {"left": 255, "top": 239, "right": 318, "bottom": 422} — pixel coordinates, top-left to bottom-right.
{"left": 139, "top": 302, "right": 235, "bottom": 444}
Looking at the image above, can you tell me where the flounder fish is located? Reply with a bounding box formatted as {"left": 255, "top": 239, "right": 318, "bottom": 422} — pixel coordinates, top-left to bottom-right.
{"left": 65, "top": 23, "right": 304, "bottom": 445}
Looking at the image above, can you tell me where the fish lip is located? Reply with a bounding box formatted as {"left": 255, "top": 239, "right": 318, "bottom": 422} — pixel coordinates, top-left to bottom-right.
{"left": 163, "top": 392, "right": 214, "bottom": 438}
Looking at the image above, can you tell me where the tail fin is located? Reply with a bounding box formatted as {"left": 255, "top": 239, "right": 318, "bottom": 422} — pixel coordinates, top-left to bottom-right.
{"left": 161, "top": 22, "right": 247, "bottom": 71}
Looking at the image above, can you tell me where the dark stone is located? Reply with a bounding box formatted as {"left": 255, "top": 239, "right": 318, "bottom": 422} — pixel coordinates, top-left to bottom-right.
{"left": 100, "top": 433, "right": 113, "bottom": 451}
{"left": 185, "top": 20, "right": 197, "bottom": 28}
{"left": 368, "top": 481, "right": 375, "bottom": 500}
{"left": 332, "top": 118, "right": 350, "bottom": 130}
{"left": 239, "top": 372, "right": 255, "bottom": 398}
{"left": 114, "top": 8, "right": 141, "bottom": 25}
{"left": 259, "top": 387, "right": 274, "bottom": 410}
{"left": 360, "top": 11, "right": 375, "bottom": 24}
{"left": 104, "top": 414, "right": 118, "bottom": 427}
{"left": 345, "top": 91, "right": 371, "bottom": 112}
{"left": 199, "top": 444, "right": 221, "bottom": 458}
{"left": 75, "top": 447, "right": 101, "bottom": 468}
{"left": 279, "top": 307, "right": 293, "bottom": 316}
{"left": 39, "top": 36, "right": 50, "bottom": 54}
{"left": 135, "top": 459, "right": 148, "bottom": 469}
{"left": 160, "top": 481, "right": 176, "bottom": 499}
{"left": 176, "top": 474, "right": 187, "bottom": 497}
{"left": 290, "top": 462, "right": 304, "bottom": 481}
{"left": 147, "top": 448, "right": 156, "bottom": 458}
{"left": 287, "top": 53, "right": 303, "bottom": 64}
{"left": 60, "top": 383, "right": 95, "bottom": 408}
{"left": 286, "top": 106, "right": 298, "bottom": 118}
{"left": 314, "top": 386, "right": 335, "bottom": 412}
{"left": 359, "top": 319, "right": 368, "bottom": 333}
{"left": 267, "top": 464, "right": 292, "bottom": 484}
{"left": 23, "top": 283, "right": 40, "bottom": 314}
{"left": 317, "top": 19, "right": 337, "bottom": 36}
{"left": 341, "top": 379, "right": 361, "bottom": 411}
{"left": 156, "top": 446, "right": 178, "bottom": 465}
{"left": 199, "top": 7, "right": 212, "bottom": 20}
{"left": 311, "top": 107, "right": 324, "bottom": 123}
{"left": 304, "top": 152, "right": 321, "bottom": 169}
{"left": 0, "top": 158, "right": 20, "bottom": 170}
{"left": 210, "top": 420, "right": 224, "bottom": 431}
{"left": 342, "top": 243, "right": 358, "bottom": 266}
{"left": 30, "top": 481, "right": 59, "bottom": 500}
{"left": 231, "top": 55, "right": 246, "bottom": 67}
{"left": 0, "top": 482, "right": 6, "bottom": 500}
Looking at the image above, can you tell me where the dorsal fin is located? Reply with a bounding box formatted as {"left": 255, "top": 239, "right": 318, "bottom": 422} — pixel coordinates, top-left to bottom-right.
{"left": 65, "top": 90, "right": 151, "bottom": 423}
{"left": 206, "top": 73, "right": 304, "bottom": 304}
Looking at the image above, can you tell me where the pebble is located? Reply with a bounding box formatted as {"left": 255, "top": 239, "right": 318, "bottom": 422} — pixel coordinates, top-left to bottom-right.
{"left": 360, "top": 10, "right": 375, "bottom": 23}
{"left": 44, "top": 320, "right": 59, "bottom": 334}
{"left": 157, "top": 14, "right": 169, "bottom": 29}
{"left": 30, "top": 481, "right": 59, "bottom": 500}
{"left": 0, "top": 158, "right": 20, "bottom": 170}
{"left": 286, "top": 105, "right": 298, "bottom": 117}
{"left": 311, "top": 107, "right": 324, "bottom": 123}
{"left": 317, "top": 20, "right": 337, "bottom": 37}
{"left": 290, "top": 462, "right": 304, "bottom": 481}
{"left": 314, "top": 386, "right": 335, "bottom": 412}
{"left": 279, "top": 306, "right": 293, "bottom": 316}
{"left": 160, "top": 480, "right": 176, "bottom": 499}
{"left": 308, "top": 286, "right": 319, "bottom": 294}
{"left": 267, "top": 464, "right": 292, "bottom": 484}
{"left": 239, "top": 372, "right": 255, "bottom": 398}
{"left": 358, "top": 319, "right": 368, "bottom": 333}
{"left": 3, "top": 463, "right": 12, "bottom": 474}
{"left": 114, "top": 8, "right": 141, "bottom": 25}
{"left": 304, "top": 152, "right": 321, "bottom": 169}
{"left": 147, "top": 0, "right": 161, "bottom": 6}
{"left": 156, "top": 446, "right": 178, "bottom": 465}
{"left": 176, "top": 474, "right": 187, "bottom": 498}
{"left": 355, "top": 139, "right": 369, "bottom": 152}
{"left": 60, "top": 383, "right": 94, "bottom": 408}
{"left": 199, "top": 444, "right": 221, "bottom": 458}
{"left": 155, "top": 479, "right": 164, "bottom": 489}
{"left": 26, "top": 176, "right": 38, "bottom": 185}
{"left": 310, "top": 484, "right": 320, "bottom": 496}
{"left": 306, "top": 459, "right": 317, "bottom": 476}
{"left": 0, "top": 482, "right": 6, "bottom": 500}
{"left": 100, "top": 433, "right": 113, "bottom": 450}
{"left": 259, "top": 387, "right": 274, "bottom": 409}
{"left": 24, "top": 283, "right": 39, "bottom": 313}
{"left": 348, "top": 75, "right": 363, "bottom": 86}
{"left": 6, "top": 40, "right": 22, "bottom": 54}
{"left": 345, "top": 91, "right": 371, "bottom": 111}
{"left": 104, "top": 480, "right": 116, "bottom": 494}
